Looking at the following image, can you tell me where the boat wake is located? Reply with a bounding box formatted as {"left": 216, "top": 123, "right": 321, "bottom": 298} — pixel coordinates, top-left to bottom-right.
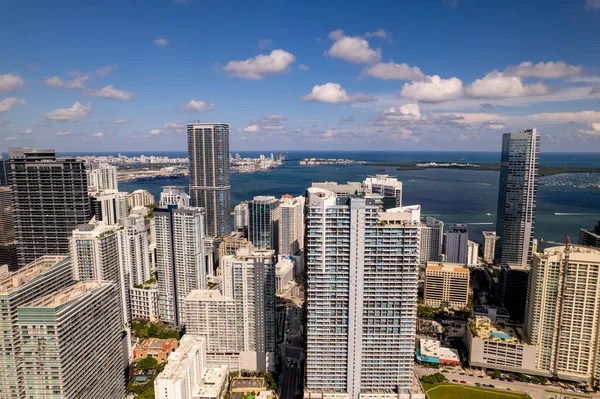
{"left": 554, "top": 212, "right": 600, "bottom": 216}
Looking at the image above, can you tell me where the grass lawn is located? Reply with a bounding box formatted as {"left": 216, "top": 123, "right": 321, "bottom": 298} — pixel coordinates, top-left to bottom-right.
{"left": 425, "top": 382, "right": 531, "bottom": 399}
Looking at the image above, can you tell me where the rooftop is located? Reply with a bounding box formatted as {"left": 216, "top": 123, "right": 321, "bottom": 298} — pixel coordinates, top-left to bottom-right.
{"left": 470, "top": 316, "right": 525, "bottom": 343}
{"left": 419, "top": 339, "right": 460, "bottom": 362}
{"left": 426, "top": 262, "right": 469, "bottom": 273}
{"left": 0, "top": 256, "right": 67, "bottom": 294}
{"left": 156, "top": 335, "right": 205, "bottom": 381}
{"left": 24, "top": 281, "right": 102, "bottom": 308}
{"left": 139, "top": 337, "right": 178, "bottom": 350}
{"left": 230, "top": 377, "right": 266, "bottom": 389}
{"left": 186, "top": 289, "right": 234, "bottom": 302}
{"left": 195, "top": 365, "right": 229, "bottom": 398}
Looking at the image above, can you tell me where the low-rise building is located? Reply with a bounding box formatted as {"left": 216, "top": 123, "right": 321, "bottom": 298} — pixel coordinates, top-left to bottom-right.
{"left": 417, "top": 339, "right": 460, "bottom": 366}
{"left": 424, "top": 262, "right": 470, "bottom": 309}
{"left": 466, "top": 316, "right": 539, "bottom": 375}
{"left": 472, "top": 305, "right": 510, "bottom": 324}
{"left": 275, "top": 258, "right": 294, "bottom": 293}
{"left": 134, "top": 337, "right": 179, "bottom": 363}
{"left": 130, "top": 286, "right": 159, "bottom": 321}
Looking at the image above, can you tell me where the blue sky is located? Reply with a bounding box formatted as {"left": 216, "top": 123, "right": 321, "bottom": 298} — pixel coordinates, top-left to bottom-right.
{"left": 1, "top": 0, "right": 600, "bottom": 152}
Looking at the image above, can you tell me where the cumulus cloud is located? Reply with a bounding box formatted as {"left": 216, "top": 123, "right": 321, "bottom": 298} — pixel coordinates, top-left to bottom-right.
{"left": 0, "top": 97, "right": 26, "bottom": 112}
{"left": 85, "top": 85, "right": 134, "bottom": 100}
{"left": 382, "top": 103, "right": 422, "bottom": 122}
{"left": 112, "top": 119, "right": 130, "bottom": 124}
{"left": 56, "top": 131, "right": 72, "bottom": 136}
{"left": 181, "top": 100, "right": 215, "bottom": 112}
{"left": 389, "top": 127, "right": 420, "bottom": 142}
{"left": 44, "top": 75, "right": 89, "bottom": 89}
{"left": 223, "top": 49, "right": 295, "bottom": 80}
{"left": 243, "top": 114, "right": 288, "bottom": 133}
{"left": 364, "top": 29, "right": 392, "bottom": 41}
{"left": 154, "top": 38, "right": 169, "bottom": 46}
{"left": 92, "top": 132, "right": 104, "bottom": 137}
{"left": 20, "top": 128, "right": 33, "bottom": 135}
{"left": 578, "top": 123, "right": 600, "bottom": 135}
{"left": 364, "top": 62, "right": 424, "bottom": 81}
{"left": 401, "top": 75, "right": 464, "bottom": 103}
{"left": 298, "top": 64, "right": 310, "bottom": 71}
{"left": 149, "top": 129, "right": 161, "bottom": 135}
{"left": 527, "top": 110, "right": 600, "bottom": 124}
{"left": 325, "top": 30, "right": 381, "bottom": 64}
{"left": 301, "top": 82, "right": 375, "bottom": 104}
{"left": 45, "top": 102, "right": 92, "bottom": 122}
{"left": 164, "top": 122, "right": 186, "bottom": 130}
{"left": 585, "top": 0, "right": 600, "bottom": 10}
{"left": 503, "top": 61, "right": 583, "bottom": 79}
{"left": 569, "top": 76, "right": 600, "bottom": 83}
{"left": 96, "top": 65, "right": 115, "bottom": 77}
{"left": 0, "top": 73, "right": 24, "bottom": 92}
{"left": 465, "top": 71, "right": 552, "bottom": 98}
{"left": 482, "top": 121, "right": 506, "bottom": 130}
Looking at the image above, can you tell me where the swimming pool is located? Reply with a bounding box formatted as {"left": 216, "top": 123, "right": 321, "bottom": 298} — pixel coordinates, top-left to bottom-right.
{"left": 488, "top": 331, "right": 511, "bottom": 339}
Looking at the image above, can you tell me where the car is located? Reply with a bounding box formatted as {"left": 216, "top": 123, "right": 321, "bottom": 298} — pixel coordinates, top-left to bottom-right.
{"left": 459, "top": 373, "right": 466, "bottom": 376}
{"left": 489, "top": 385, "right": 495, "bottom": 388}
{"left": 452, "top": 379, "right": 458, "bottom": 383}
{"left": 506, "top": 388, "right": 511, "bottom": 391}
{"left": 475, "top": 383, "right": 481, "bottom": 387}
{"left": 460, "top": 381, "right": 467, "bottom": 384}
{"left": 478, "top": 376, "right": 484, "bottom": 378}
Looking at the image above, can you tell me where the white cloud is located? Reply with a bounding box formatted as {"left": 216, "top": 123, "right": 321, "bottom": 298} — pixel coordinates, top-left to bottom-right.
{"left": 96, "top": 65, "right": 115, "bottom": 77}
{"left": 85, "top": 85, "right": 134, "bottom": 100}
{"left": 298, "top": 64, "right": 310, "bottom": 71}
{"left": 325, "top": 30, "right": 381, "bottom": 64}
{"left": 112, "top": 119, "right": 130, "bottom": 124}
{"left": 401, "top": 75, "right": 464, "bottom": 103}
{"left": 45, "top": 102, "right": 92, "bottom": 122}
{"left": 578, "top": 123, "right": 600, "bottom": 135}
{"left": 465, "top": 71, "right": 551, "bottom": 98}
{"left": 301, "top": 82, "right": 374, "bottom": 104}
{"left": 483, "top": 122, "right": 506, "bottom": 130}
{"left": 257, "top": 39, "right": 272, "bottom": 49}
{"left": 527, "top": 110, "right": 600, "bottom": 124}
{"left": 164, "top": 122, "right": 186, "bottom": 130}
{"left": 0, "top": 97, "right": 26, "bottom": 112}
{"left": 243, "top": 114, "right": 288, "bottom": 133}
{"left": 149, "top": 129, "right": 161, "bottom": 135}
{"left": 20, "top": 128, "right": 33, "bottom": 135}
{"left": 4, "top": 136, "right": 18, "bottom": 141}
{"left": 0, "top": 73, "right": 24, "bottom": 92}
{"left": 56, "top": 131, "right": 72, "bottom": 136}
{"left": 92, "top": 132, "right": 104, "bottom": 137}
{"left": 223, "top": 49, "right": 295, "bottom": 80}
{"left": 244, "top": 124, "right": 259, "bottom": 132}
{"left": 154, "top": 38, "right": 169, "bottom": 47}
{"left": 364, "top": 29, "right": 392, "bottom": 41}
{"left": 44, "top": 75, "right": 89, "bottom": 89}
{"left": 585, "top": 0, "right": 600, "bottom": 10}
{"left": 181, "top": 100, "right": 215, "bottom": 112}
{"left": 569, "top": 76, "right": 600, "bottom": 83}
{"left": 503, "top": 61, "right": 583, "bottom": 79}
{"left": 390, "top": 127, "right": 420, "bottom": 142}
{"left": 364, "top": 62, "right": 424, "bottom": 81}
{"left": 382, "top": 103, "right": 422, "bottom": 121}
{"left": 67, "top": 70, "right": 85, "bottom": 77}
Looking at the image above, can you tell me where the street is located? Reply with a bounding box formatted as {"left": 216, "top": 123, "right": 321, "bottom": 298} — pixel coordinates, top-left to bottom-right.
{"left": 277, "top": 281, "right": 305, "bottom": 399}
{"left": 415, "top": 366, "right": 594, "bottom": 399}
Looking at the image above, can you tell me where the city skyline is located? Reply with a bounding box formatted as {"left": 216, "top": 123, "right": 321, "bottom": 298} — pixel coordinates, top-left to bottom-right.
{"left": 1, "top": 0, "right": 600, "bottom": 152}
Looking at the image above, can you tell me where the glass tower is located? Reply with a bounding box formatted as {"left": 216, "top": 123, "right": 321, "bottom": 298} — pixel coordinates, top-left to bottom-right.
{"left": 187, "top": 123, "right": 231, "bottom": 238}
{"left": 248, "top": 196, "right": 279, "bottom": 251}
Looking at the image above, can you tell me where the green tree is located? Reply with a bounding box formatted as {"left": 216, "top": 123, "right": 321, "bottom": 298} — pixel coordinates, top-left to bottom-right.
{"left": 492, "top": 370, "right": 502, "bottom": 379}
{"left": 517, "top": 373, "right": 527, "bottom": 382}
{"left": 137, "top": 356, "right": 159, "bottom": 371}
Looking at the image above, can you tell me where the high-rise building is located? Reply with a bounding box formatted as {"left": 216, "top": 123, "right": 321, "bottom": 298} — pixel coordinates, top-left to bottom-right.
{"left": 278, "top": 195, "right": 305, "bottom": 256}
{"left": 185, "top": 246, "right": 276, "bottom": 371}
{"left": 0, "top": 187, "right": 18, "bottom": 271}
{"left": 87, "top": 162, "right": 119, "bottom": 192}
{"left": 482, "top": 231, "right": 498, "bottom": 262}
{"left": 424, "top": 262, "right": 470, "bottom": 309}
{"left": 18, "top": 281, "right": 126, "bottom": 399}
{"left": 91, "top": 190, "right": 129, "bottom": 225}
{"left": 495, "top": 128, "right": 540, "bottom": 267}
{"left": 234, "top": 201, "right": 249, "bottom": 231}
{"left": 160, "top": 186, "right": 190, "bottom": 208}
{"left": 248, "top": 196, "right": 279, "bottom": 251}
{"left": 445, "top": 224, "right": 468, "bottom": 264}
{"left": 363, "top": 174, "right": 403, "bottom": 209}
{"left": 467, "top": 240, "right": 479, "bottom": 266}
{"left": 9, "top": 148, "right": 92, "bottom": 266}
{"left": 155, "top": 205, "right": 206, "bottom": 326}
{"left": 127, "top": 189, "right": 155, "bottom": 208}
{"left": 525, "top": 245, "right": 600, "bottom": 385}
{"left": 0, "top": 156, "right": 9, "bottom": 186}
{"left": 419, "top": 217, "right": 444, "bottom": 263}
{"left": 119, "top": 215, "right": 152, "bottom": 286}
{"left": 304, "top": 187, "right": 420, "bottom": 398}
{"left": 498, "top": 263, "right": 530, "bottom": 323}
{"left": 188, "top": 123, "right": 231, "bottom": 237}
{"left": 580, "top": 220, "right": 600, "bottom": 248}
{"left": 0, "top": 256, "right": 74, "bottom": 398}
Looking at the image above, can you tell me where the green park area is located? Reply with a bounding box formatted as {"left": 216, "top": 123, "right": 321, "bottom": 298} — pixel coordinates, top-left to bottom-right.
{"left": 423, "top": 382, "right": 531, "bottom": 399}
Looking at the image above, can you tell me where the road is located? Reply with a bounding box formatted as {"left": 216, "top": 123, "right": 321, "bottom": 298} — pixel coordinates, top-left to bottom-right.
{"left": 415, "top": 366, "right": 594, "bottom": 399}
{"left": 278, "top": 281, "right": 305, "bottom": 399}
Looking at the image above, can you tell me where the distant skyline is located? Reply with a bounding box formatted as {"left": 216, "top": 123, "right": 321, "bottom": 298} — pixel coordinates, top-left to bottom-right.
{"left": 1, "top": 0, "right": 600, "bottom": 152}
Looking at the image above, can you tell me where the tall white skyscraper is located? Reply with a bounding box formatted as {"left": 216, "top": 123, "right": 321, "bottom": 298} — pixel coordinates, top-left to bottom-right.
{"left": 278, "top": 195, "right": 305, "bottom": 256}
{"left": 91, "top": 190, "right": 129, "bottom": 225}
{"left": 185, "top": 246, "right": 276, "bottom": 371}
{"left": 304, "top": 187, "right": 420, "bottom": 398}
{"left": 155, "top": 205, "right": 206, "bottom": 326}
{"left": 446, "top": 224, "right": 468, "bottom": 264}
{"left": 467, "top": 240, "right": 479, "bottom": 266}
{"left": 363, "top": 174, "right": 403, "bottom": 208}
{"left": 234, "top": 201, "right": 249, "bottom": 231}
{"left": 87, "top": 162, "right": 119, "bottom": 192}
{"left": 119, "top": 215, "right": 152, "bottom": 286}
{"left": 419, "top": 217, "right": 444, "bottom": 263}
{"left": 18, "top": 281, "right": 126, "bottom": 399}
{"left": 160, "top": 186, "right": 190, "bottom": 208}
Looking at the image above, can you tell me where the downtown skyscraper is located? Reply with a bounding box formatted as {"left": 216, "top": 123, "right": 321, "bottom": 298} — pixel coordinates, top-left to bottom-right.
{"left": 495, "top": 128, "right": 540, "bottom": 267}
{"left": 187, "top": 123, "right": 231, "bottom": 237}
{"left": 304, "top": 187, "right": 420, "bottom": 399}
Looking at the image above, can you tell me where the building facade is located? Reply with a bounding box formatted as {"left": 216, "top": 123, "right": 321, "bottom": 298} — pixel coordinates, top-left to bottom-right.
{"left": 445, "top": 224, "right": 468, "bottom": 265}
{"left": 580, "top": 220, "right": 600, "bottom": 248}
{"left": 127, "top": 189, "right": 155, "bottom": 208}
{"left": 155, "top": 205, "right": 206, "bottom": 326}
{"left": 91, "top": 190, "right": 129, "bottom": 225}
{"left": 188, "top": 123, "right": 231, "bottom": 237}
{"left": 304, "top": 187, "right": 420, "bottom": 399}
{"left": 419, "top": 217, "right": 444, "bottom": 264}
{"left": 234, "top": 201, "right": 249, "bottom": 231}
{"left": 9, "top": 148, "right": 92, "bottom": 266}
{"left": 467, "top": 240, "right": 479, "bottom": 266}
{"left": 159, "top": 186, "right": 190, "bottom": 208}
{"left": 495, "top": 128, "right": 540, "bottom": 267}
{"left": 0, "top": 187, "right": 18, "bottom": 271}
{"left": 248, "top": 196, "right": 279, "bottom": 251}
{"left": 482, "top": 231, "right": 497, "bottom": 263}
{"left": 424, "top": 262, "right": 470, "bottom": 309}
{"left": 87, "top": 162, "right": 119, "bottom": 192}
{"left": 278, "top": 195, "right": 305, "bottom": 256}
{"left": 363, "top": 174, "right": 403, "bottom": 209}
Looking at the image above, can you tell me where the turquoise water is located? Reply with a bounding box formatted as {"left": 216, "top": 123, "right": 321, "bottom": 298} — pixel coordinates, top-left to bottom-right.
{"left": 120, "top": 158, "right": 600, "bottom": 246}
{"left": 488, "top": 331, "right": 512, "bottom": 339}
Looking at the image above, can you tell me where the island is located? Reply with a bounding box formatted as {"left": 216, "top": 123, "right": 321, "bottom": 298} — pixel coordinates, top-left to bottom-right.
{"left": 299, "top": 158, "right": 367, "bottom": 165}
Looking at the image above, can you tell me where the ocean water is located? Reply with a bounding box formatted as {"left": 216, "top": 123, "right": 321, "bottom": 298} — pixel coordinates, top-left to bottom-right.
{"left": 119, "top": 152, "right": 600, "bottom": 246}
